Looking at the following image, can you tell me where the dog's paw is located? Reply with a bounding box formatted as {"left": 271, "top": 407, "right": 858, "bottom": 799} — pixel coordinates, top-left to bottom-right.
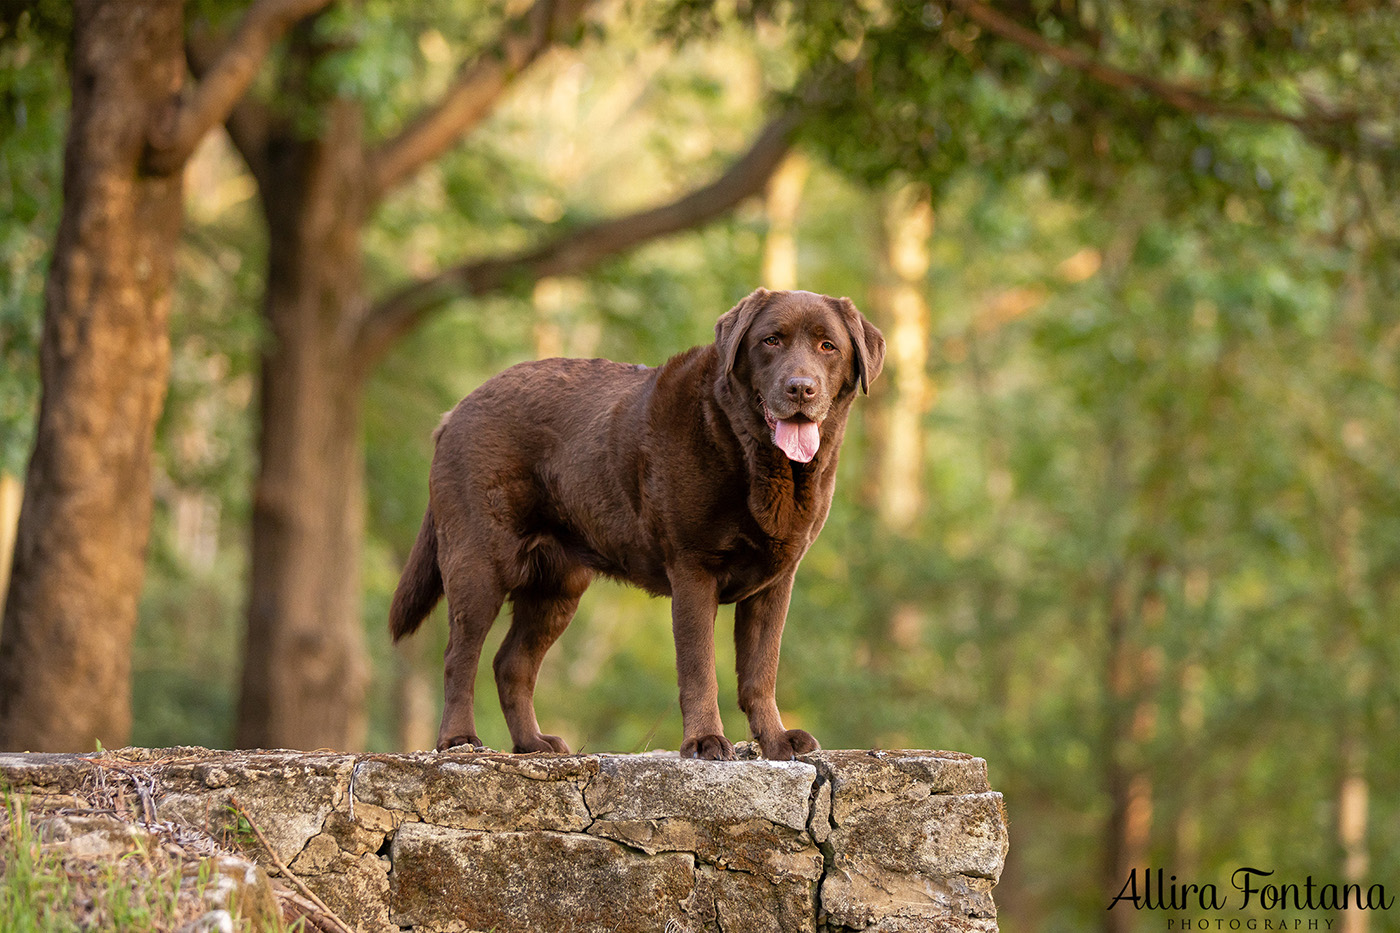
{"left": 437, "top": 734, "right": 484, "bottom": 752}
{"left": 681, "top": 734, "right": 736, "bottom": 761}
{"left": 759, "top": 728, "right": 820, "bottom": 761}
{"left": 513, "top": 734, "right": 571, "bottom": 754}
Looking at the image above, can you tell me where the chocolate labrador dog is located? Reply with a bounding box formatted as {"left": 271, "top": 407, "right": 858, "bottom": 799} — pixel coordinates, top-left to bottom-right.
{"left": 389, "top": 288, "right": 885, "bottom": 760}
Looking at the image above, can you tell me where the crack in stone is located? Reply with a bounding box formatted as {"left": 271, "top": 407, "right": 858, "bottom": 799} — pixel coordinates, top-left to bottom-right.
{"left": 805, "top": 757, "right": 843, "bottom": 932}
{"left": 579, "top": 774, "right": 596, "bottom": 832}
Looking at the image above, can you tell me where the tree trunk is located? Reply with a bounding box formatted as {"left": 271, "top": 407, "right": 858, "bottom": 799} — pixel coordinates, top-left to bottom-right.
{"left": 0, "top": 0, "right": 184, "bottom": 752}
{"left": 393, "top": 645, "right": 437, "bottom": 753}
{"left": 876, "top": 184, "right": 933, "bottom": 531}
{"left": 1338, "top": 738, "right": 1369, "bottom": 933}
{"left": 1101, "top": 563, "right": 1160, "bottom": 933}
{"left": 0, "top": 473, "right": 21, "bottom": 608}
{"left": 234, "top": 101, "right": 372, "bottom": 750}
{"left": 761, "top": 152, "right": 808, "bottom": 291}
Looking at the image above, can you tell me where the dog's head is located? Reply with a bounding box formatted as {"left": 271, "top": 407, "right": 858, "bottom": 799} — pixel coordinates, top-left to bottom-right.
{"left": 715, "top": 288, "right": 885, "bottom": 463}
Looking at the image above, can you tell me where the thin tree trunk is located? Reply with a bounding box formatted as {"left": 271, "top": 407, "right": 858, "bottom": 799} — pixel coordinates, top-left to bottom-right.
{"left": 877, "top": 184, "right": 933, "bottom": 531}
{"left": 761, "top": 152, "right": 808, "bottom": 290}
{"left": 1101, "top": 571, "right": 1140, "bottom": 933}
{"left": 0, "top": 0, "right": 184, "bottom": 752}
{"left": 0, "top": 473, "right": 21, "bottom": 608}
{"left": 234, "top": 101, "right": 372, "bottom": 751}
{"left": 1338, "top": 738, "right": 1369, "bottom": 933}
{"left": 393, "top": 645, "right": 437, "bottom": 753}
{"left": 857, "top": 185, "right": 935, "bottom": 665}
{"left": 1102, "top": 564, "right": 1160, "bottom": 933}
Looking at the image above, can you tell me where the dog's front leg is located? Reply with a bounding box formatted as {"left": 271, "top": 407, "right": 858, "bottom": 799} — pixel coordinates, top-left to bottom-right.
{"left": 669, "top": 562, "right": 734, "bottom": 760}
{"left": 735, "top": 573, "right": 820, "bottom": 761}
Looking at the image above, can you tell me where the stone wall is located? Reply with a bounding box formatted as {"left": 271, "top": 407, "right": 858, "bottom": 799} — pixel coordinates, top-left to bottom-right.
{"left": 0, "top": 746, "right": 1008, "bottom": 932}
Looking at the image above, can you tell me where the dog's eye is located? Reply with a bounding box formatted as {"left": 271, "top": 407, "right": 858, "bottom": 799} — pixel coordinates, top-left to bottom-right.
{"left": 763, "top": 335, "right": 781, "bottom": 347}
{"left": 820, "top": 340, "right": 837, "bottom": 352}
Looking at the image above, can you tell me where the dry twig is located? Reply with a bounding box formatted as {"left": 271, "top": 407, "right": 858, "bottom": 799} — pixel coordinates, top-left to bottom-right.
{"left": 227, "top": 797, "right": 356, "bottom": 933}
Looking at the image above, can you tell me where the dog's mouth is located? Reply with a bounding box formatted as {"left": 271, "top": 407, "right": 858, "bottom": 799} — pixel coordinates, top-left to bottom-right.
{"left": 760, "top": 398, "right": 822, "bottom": 463}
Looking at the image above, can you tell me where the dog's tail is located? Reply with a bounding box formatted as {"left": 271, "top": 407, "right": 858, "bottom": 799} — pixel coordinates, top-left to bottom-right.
{"left": 389, "top": 506, "right": 444, "bottom": 641}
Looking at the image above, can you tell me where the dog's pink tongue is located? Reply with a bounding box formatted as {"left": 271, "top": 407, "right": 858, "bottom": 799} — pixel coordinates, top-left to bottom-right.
{"left": 774, "top": 419, "right": 820, "bottom": 463}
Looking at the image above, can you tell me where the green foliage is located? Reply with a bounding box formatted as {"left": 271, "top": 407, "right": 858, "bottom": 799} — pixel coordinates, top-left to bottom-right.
{"left": 668, "top": 0, "right": 1400, "bottom": 203}
{"left": 0, "top": 13, "right": 65, "bottom": 474}
{"left": 0, "top": 795, "right": 186, "bottom": 932}
{"left": 1, "top": 796, "right": 69, "bottom": 933}
{"left": 0, "top": 794, "right": 308, "bottom": 932}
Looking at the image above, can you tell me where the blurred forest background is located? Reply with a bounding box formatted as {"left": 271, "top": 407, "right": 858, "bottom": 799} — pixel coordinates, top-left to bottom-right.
{"left": 2, "top": 1, "right": 1398, "bottom": 931}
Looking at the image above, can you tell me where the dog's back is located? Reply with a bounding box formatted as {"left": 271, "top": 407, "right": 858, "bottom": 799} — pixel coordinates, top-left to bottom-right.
{"left": 430, "top": 357, "right": 673, "bottom": 585}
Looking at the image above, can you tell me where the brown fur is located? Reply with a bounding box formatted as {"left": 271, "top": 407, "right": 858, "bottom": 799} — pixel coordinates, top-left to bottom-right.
{"left": 389, "top": 289, "right": 885, "bottom": 760}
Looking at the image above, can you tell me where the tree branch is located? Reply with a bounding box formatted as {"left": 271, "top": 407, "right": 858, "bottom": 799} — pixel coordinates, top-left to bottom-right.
{"left": 146, "top": 0, "right": 332, "bottom": 175}
{"left": 367, "top": 0, "right": 593, "bottom": 201}
{"left": 354, "top": 110, "right": 802, "bottom": 367}
{"left": 184, "top": 28, "right": 276, "bottom": 193}
{"left": 948, "top": 0, "right": 1359, "bottom": 131}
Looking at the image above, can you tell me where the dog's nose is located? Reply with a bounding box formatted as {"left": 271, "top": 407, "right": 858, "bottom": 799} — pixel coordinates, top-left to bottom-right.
{"left": 785, "top": 376, "right": 817, "bottom": 401}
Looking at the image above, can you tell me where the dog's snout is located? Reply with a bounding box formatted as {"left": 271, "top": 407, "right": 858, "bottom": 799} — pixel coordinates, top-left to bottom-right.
{"left": 785, "top": 376, "right": 817, "bottom": 401}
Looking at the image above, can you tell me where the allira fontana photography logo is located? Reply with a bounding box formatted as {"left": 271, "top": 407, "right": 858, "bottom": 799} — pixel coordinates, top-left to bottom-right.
{"left": 1108, "top": 867, "right": 1394, "bottom": 929}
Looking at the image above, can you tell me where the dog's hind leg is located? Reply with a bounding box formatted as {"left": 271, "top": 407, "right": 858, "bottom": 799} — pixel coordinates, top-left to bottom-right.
{"left": 436, "top": 568, "right": 507, "bottom": 751}
{"left": 494, "top": 561, "right": 591, "bottom": 753}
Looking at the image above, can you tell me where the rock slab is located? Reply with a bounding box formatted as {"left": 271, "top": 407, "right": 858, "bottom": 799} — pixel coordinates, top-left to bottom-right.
{"left": 0, "top": 747, "right": 1007, "bottom": 932}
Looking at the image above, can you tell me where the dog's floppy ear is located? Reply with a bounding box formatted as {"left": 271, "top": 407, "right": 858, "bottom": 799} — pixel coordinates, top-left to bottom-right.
{"left": 831, "top": 296, "right": 886, "bottom": 394}
{"left": 714, "top": 288, "right": 772, "bottom": 378}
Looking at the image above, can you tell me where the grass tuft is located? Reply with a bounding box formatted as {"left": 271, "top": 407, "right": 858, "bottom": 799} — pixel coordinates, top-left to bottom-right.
{"left": 0, "top": 792, "right": 306, "bottom": 932}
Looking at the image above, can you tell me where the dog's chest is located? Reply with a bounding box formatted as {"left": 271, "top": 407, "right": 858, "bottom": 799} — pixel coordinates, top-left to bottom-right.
{"left": 709, "top": 524, "right": 811, "bottom": 603}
